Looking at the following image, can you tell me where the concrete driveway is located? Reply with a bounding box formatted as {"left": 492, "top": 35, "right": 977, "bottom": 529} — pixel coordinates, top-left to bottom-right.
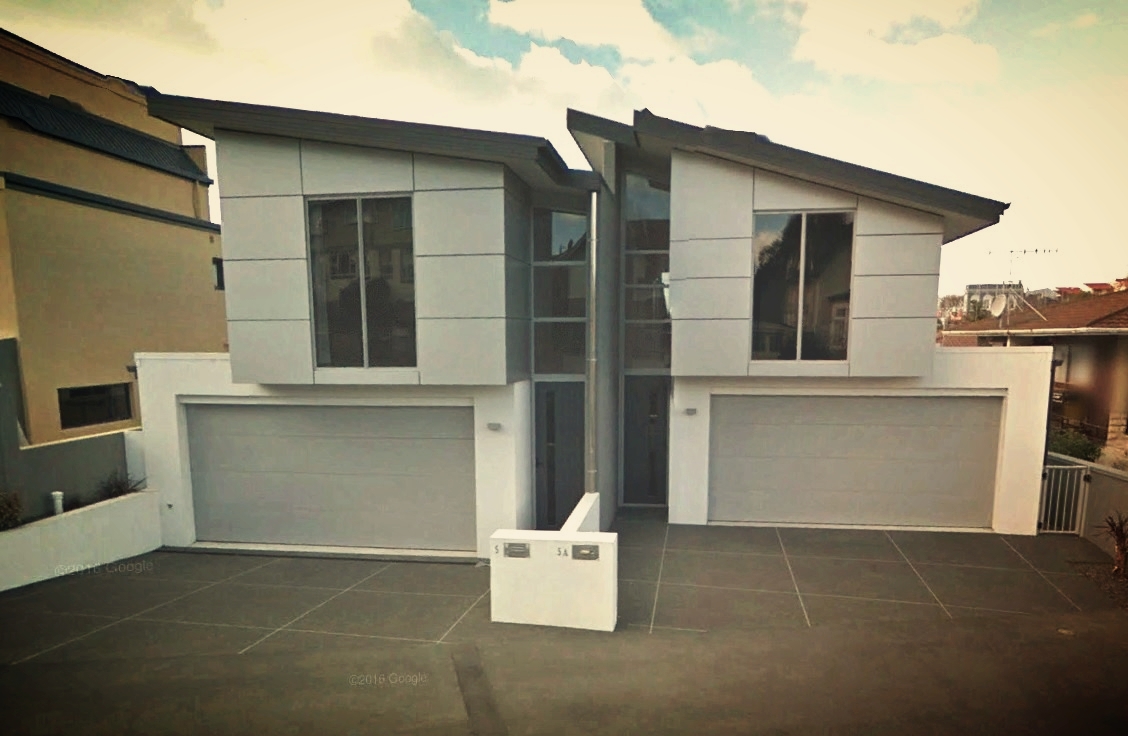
{"left": 2, "top": 513, "right": 1127, "bottom": 734}
{"left": 613, "top": 508, "right": 1118, "bottom": 630}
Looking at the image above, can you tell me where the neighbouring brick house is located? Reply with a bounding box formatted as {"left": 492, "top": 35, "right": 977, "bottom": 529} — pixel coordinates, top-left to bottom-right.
{"left": 943, "top": 289, "right": 1128, "bottom": 442}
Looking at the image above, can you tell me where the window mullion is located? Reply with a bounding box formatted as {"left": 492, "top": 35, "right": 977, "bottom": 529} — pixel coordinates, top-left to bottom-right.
{"left": 795, "top": 213, "right": 807, "bottom": 361}
{"left": 356, "top": 198, "right": 369, "bottom": 368}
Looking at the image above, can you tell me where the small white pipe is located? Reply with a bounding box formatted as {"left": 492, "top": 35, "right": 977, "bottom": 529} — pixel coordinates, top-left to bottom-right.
{"left": 51, "top": 491, "right": 64, "bottom": 516}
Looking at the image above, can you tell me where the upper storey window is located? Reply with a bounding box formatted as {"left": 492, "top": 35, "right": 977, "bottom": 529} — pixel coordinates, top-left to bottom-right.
{"left": 308, "top": 197, "right": 416, "bottom": 368}
{"left": 751, "top": 212, "right": 853, "bottom": 361}
{"left": 624, "top": 173, "right": 671, "bottom": 371}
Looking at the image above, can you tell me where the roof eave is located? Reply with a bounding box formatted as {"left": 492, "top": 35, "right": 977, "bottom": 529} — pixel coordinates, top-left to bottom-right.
{"left": 147, "top": 92, "right": 583, "bottom": 192}
{"left": 623, "top": 108, "right": 1009, "bottom": 242}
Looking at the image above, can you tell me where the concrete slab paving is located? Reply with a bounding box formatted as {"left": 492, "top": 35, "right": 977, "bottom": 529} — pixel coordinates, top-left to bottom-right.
{"left": 2, "top": 529, "right": 1127, "bottom": 733}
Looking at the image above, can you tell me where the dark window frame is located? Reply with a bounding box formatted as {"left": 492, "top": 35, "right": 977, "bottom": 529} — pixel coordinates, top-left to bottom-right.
{"left": 751, "top": 210, "right": 855, "bottom": 362}
{"left": 307, "top": 195, "right": 417, "bottom": 369}
{"left": 57, "top": 382, "right": 133, "bottom": 430}
{"left": 212, "top": 257, "right": 225, "bottom": 291}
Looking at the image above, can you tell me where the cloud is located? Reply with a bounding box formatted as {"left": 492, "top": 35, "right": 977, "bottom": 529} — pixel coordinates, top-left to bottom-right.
{"left": 0, "top": 0, "right": 217, "bottom": 49}
{"left": 1032, "top": 11, "right": 1099, "bottom": 39}
{"left": 1, "top": 0, "right": 1124, "bottom": 292}
{"left": 1070, "top": 12, "right": 1099, "bottom": 29}
{"left": 487, "top": 0, "right": 682, "bottom": 61}
{"left": 790, "top": 0, "right": 998, "bottom": 84}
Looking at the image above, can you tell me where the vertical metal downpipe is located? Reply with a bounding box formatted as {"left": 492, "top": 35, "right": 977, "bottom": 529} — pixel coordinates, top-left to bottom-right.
{"left": 584, "top": 189, "right": 599, "bottom": 495}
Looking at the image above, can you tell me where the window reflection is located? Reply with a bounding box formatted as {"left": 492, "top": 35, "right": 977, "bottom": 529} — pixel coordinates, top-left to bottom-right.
{"left": 309, "top": 197, "right": 416, "bottom": 368}
{"left": 751, "top": 214, "right": 801, "bottom": 360}
{"left": 750, "top": 211, "right": 853, "bottom": 362}
{"left": 533, "top": 211, "right": 587, "bottom": 262}
{"left": 624, "top": 174, "right": 670, "bottom": 252}
{"left": 801, "top": 213, "right": 853, "bottom": 360}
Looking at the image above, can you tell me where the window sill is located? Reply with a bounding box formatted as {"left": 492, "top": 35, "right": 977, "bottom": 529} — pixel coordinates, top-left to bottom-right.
{"left": 313, "top": 367, "right": 422, "bottom": 385}
{"left": 746, "top": 361, "right": 849, "bottom": 378}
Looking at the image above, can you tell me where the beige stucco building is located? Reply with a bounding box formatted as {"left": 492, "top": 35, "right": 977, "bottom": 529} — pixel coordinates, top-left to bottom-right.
{"left": 0, "top": 29, "right": 227, "bottom": 445}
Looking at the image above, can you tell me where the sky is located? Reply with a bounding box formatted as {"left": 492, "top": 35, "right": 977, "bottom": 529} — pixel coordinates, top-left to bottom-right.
{"left": 2, "top": 0, "right": 1126, "bottom": 296}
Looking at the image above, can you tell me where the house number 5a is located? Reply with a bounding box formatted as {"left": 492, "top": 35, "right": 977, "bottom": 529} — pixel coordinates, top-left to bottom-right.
{"left": 556, "top": 547, "right": 569, "bottom": 557}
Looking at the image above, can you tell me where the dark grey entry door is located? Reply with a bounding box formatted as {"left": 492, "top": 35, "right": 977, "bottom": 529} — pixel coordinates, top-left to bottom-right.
{"left": 534, "top": 382, "right": 585, "bottom": 530}
{"left": 623, "top": 375, "right": 670, "bottom": 505}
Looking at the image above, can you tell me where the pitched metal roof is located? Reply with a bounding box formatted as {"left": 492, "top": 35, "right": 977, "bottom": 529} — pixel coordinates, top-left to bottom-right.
{"left": 947, "top": 290, "right": 1128, "bottom": 335}
{"left": 567, "top": 108, "right": 1009, "bottom": 243}
{"left": 144, "top": 91, "right": 596, "bottom": 195}
{"left": 0, "top": 80, "right": 210, "bottom": 183}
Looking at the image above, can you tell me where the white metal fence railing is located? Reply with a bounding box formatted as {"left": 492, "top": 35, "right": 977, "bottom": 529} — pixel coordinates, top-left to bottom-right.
{"left": 1038, "top": 465, "right": 1091, "bottom": 534}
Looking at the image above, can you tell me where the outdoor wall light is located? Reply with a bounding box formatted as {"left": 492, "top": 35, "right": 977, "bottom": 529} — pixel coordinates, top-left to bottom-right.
{"left": 487, "top": 422, "right": 503, "bottom": 431}
{"left": 684, "top": 408, "right": 697, "bottom": 416}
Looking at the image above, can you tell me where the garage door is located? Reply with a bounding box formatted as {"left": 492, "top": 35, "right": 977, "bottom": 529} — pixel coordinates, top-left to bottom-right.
{"left": 188, "top": 404, "right": 476, "bottom": 550}
{"left": 709, "top": 396, "right": 1002, "bottom": 528}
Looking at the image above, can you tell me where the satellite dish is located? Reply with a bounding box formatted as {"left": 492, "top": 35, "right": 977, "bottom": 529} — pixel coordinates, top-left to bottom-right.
{"left": 989, "top": 294, "right": 1007, "bottom": 317}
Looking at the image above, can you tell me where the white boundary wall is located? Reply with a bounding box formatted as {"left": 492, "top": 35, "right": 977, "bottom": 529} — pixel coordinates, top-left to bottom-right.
{"left": 135, "top": 353, "right": 534, "bottom": 558}
{"left": 491, "top": 493, "right": 617, "bottom": 631}
{"left": 0, "top": 491, "right": 161, "bottom": 592}
{"left": 669, "top": 347, "right": 1052, "bottom": 535}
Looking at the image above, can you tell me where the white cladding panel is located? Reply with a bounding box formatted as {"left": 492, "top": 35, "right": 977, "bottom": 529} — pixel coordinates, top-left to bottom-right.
{"left": 218, "top": 196, "right": 308, "bottom": 261}
{"left": 414, "top": 154, "right": 504, "bottom": 190}
{"left": 848, "top": 318, "right": 936, "bottom": 377}
{"left": 851, "top": 275, "right": 941, "bottom": 319}
{"left": 414, "top": 189, "right": 506, "bottom": 257}
{"left": 299, "top": 141, "right": 413, "bottom": 195}
{"left": 671, "top": 320, "right": 750, "bottom": 376}
{"left": 670, "top": 238, "right": 752, "bottom": 279}
{"left": 856, "top": 197, "right": 943, "bottom": 236}
{"left": 753, "top": 169, "right": 857, "bottom": 211}
{"left": 223, "top": 260, "right": 311, "bottom": 321}
{"left": 415, "top": 255, "right": 507, "bottom": 319}
{"left": 668, "top": 278, "right": 751, "bottom": 320}
{"left": 418, "top": 318, "right": 508, "bottom": 385}
{"left": 228, "top": 320, "right": 314, "bottom": 384}
{"left": 853, "top": 233, "right": 943, "bottom": 276}
{"left": 215, "top": 131, "right": 302, "bottom": 197}
{"left": 670, "top": 151, "right": 754, "bottom": 241}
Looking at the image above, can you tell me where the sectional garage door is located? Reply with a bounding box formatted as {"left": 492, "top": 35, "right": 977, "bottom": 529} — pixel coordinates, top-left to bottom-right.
{"left": 709, "top": 396, "right": 1002, "bottom": 528}
{"left": 187, "top": 404, "right": 476, "bottom": 551}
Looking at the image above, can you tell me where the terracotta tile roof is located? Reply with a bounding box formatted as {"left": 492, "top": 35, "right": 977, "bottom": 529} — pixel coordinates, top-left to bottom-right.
{"left": 1085, "top": 282, "right": 1115, "bottom": 291}
{"left": 941, "top": 333, "right": 980, "bottom": 346}
{"left": 1058, "top": 287, "right": 1083, "bottom": 294}
{"left": 948, "top": 290, "right": 1128, "bottom": 333}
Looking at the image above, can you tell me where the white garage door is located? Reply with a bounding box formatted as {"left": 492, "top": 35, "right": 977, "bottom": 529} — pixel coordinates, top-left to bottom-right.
{"left": 709, "top": 395, "right": 1002, "bottom": 528}
{"left": 188, "top": 404, "right": 476, "bottom": 551}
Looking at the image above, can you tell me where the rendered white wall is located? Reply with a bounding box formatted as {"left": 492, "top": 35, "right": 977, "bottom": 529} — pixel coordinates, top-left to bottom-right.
{"left": 0, "top": 491, "right": 161, "bottom": 592}
{"left": 490, "top": 528, "right": 617, "bottom": 631}
{"left": 668, "top": 346, "right": 1052, "bottom": 535}
{"left": 134, "top": 353, "right": 534, "bottom": 557}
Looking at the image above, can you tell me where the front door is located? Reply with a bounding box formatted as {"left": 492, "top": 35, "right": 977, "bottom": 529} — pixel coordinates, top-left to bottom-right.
{"left": 622, "top": 375, "right": 670, "bottom": 505}
{"left": 534, "top": 382, "right": 585, "bottom": 530}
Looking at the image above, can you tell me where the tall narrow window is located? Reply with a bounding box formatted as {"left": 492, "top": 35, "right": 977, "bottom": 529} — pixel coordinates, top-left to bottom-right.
{"left": 752, "top": 211, "right": 853, "bottom": 361}
{"left": 623, "top": 173, "right": 671, "bottom": 370}
{"left": 532, "top": 210, "right": 588, "bottom": 375}
{"left": 309, "top": 197, "right": 416, "bottom": 368}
